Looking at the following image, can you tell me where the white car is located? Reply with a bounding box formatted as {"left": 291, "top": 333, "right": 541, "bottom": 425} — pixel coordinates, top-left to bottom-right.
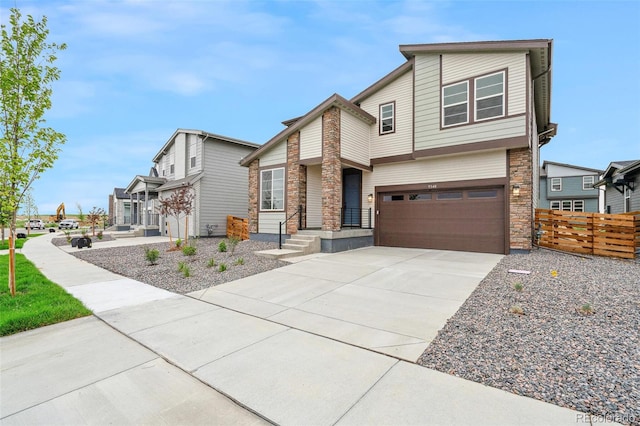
{"left": 59, "top": 219, "right": 79, "bottom": 229}
{"left": 26, "top": 219, "right": 45, "bottom": 230}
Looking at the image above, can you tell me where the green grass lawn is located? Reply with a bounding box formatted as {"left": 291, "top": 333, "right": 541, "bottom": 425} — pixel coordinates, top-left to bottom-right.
{"left": 0, "top": 233, "right": 45, "bottom": 250}
{"left": 0, "top": 254, "right": 92, "bottom": 336}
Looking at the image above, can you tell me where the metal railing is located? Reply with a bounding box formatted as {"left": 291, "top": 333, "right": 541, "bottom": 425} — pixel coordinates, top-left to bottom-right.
{"left": 341, "top": 207, "right": 372, "bottom": 229}
{"left": 279, "top": 205, "right": 303, "bottom": 249}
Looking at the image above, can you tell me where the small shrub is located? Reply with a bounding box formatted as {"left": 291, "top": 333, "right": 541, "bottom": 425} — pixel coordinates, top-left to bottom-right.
{"left": 207, "top": 258, "right": 216, "bottom": 268}
{"left": 218, "top": 263, "right": 227, "bottom": 272}
{"left": 97, "top": 231, "right": 103, "bottom": 240}
{"left": 175, "top": 238, "right": 183, "bottom": 248}
{"left": 182, "top": 245, "right": 196, "bottom": 256}
{"left": 578, "top": 303, "right": 595, "bottom": 315}
{"left": 228, "top": 236, "right": 240, "bottom": 254}
{"left": 178, "top": 261, "right": 186, "bottom": 272}
{"left": 64, "top": 231, "right": 71, "bottom": 243}
{"left": 509, "top": 305, "right": 524, "bottom": 315}
{"left": 513, "top": 282, "right": 523, "bottom": 292}
{"left": 144, "top": 247, "right": 160, "bottom": 265}
{"left": 218, "top": 240, "right": 227, "bottom": 253}
{"left": 182, "top": 265, "right": 191, "bottom": 278}
{"left": 234, "top": 257, "right": 244, "bottom": 266}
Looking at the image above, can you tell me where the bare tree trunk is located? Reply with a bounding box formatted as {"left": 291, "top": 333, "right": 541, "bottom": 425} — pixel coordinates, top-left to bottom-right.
{"left": 185, "top": 216, "right": 189, "bottom": 245}
{"left": 9, "top": 227, "right": 16, "bottom": 296}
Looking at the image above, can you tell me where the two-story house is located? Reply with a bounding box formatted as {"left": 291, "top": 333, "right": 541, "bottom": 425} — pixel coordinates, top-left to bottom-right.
{"left": 539, "top": 161, "right": 602, "bottom": 212}
{"left": 241, "top": 39, "right": 557, "bottom": 255}
{"left": 594, "top": 160, "right": 640, "bottom": 213}
{"left": 124, "top": 129, "right": 259, "bottom": 238}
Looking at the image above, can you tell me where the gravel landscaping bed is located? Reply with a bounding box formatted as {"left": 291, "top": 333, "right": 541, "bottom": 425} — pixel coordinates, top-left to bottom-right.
{"left": 418, "top": 248, "right": 639, "bottom": 425}
{"left": 67, "top": 237, "right": 288, "bottom": 294}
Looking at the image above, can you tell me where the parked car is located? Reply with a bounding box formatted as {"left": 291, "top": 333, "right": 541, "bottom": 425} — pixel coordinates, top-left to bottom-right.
{"left": 26, "top": 219, "right": 45, "bottom": 230}
{"left": 59, "top": 219, "right": 79, "bottom": 229}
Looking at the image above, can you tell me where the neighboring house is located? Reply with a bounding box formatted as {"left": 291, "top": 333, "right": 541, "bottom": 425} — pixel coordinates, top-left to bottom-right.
{"left": 109, "top": 187, "right": 146, "bottom": 230}
{"left": 539, "top": 161, "right": 602, "bottom": 212}
{"left": 594, "top": 160, "right": 640, "bottom": 213}
{"left": 124, "top": 129, "right": 259, "bottom": 238}
{"left": 241, "top": 39, "right": 557, "bottom": 254}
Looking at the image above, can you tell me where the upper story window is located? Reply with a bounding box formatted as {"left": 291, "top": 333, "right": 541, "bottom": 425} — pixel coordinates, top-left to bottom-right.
{"left": 169, "top": 153, "right": 175, "bottom": 175}
{"left": 582, "top": 175, "right": 594, "bottom": 190}
{"left": 442, "top": 81, "right": 468, "bottom": 127}
{"left": 550, "top": 177, "right": 562, "bottom": 191}
{"left": 475, "top": 72, "right": 505, "bottom": 121}
{"left": 261, "top": 168, "right": 284, "bottom": 211}
{"left": 379, "top": 102, "right": 395, "bottom": 134}
{"left": 189, "top": 138, "right": 197, "bottom": 169}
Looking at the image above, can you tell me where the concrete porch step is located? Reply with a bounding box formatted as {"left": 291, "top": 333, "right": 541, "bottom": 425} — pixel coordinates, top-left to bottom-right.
{"left": 255, "top": 248, "right": 304, "bottom": 260}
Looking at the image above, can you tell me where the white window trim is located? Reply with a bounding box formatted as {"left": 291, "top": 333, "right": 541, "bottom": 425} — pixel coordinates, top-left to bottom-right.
{"left": 550, "top": 177, "right": 562, "bottom": 191}
{"left": 442, "top": 81, "right": 469, "bottom": 127}
{"left": 550, "top": 201, "right": 560, "bottom": 210}
{"left": 573, "top": 200, "right": 585, "bottom": 212}
{"left": 379, "top": 102, "right": 395, "bottom": 134}
{"left": 582, "top": 176, "right": 595, "bottom": 190}
{"left": 260, "top": 167, "right": 285, "bottom": 211}
{"left": 624, "top": 187, "right": 631, "bottom": 213}
{"left": 474, "top": 71, "right": 505, "bottom": 122}
{"left": 561, "top": 200, "right": 572, "bottom": 211}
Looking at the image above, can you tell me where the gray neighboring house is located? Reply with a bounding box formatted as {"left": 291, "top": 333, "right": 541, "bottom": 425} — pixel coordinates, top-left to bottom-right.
{"left": 594, "top": 160, "right": 640, "bottom": 214}
{"left": 124, "top": 129, "right": 259, "bottom": 238}
{"left": 109, "top": 187, "right": 145, "bottom": 230}
{"left": 539, "top": 161, "right": 603, "bottom": 212}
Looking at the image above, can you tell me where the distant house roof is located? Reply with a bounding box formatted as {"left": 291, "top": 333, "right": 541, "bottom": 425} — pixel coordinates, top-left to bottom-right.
{"left": 155, "top": 172, "right": 204, "bottom": 192}
{"left": 152, "top": 129, "right": 259, "bottom": 163}
{"left": 594, "top": 159, "right": 640, "bottom": 187}
{"left": 113, "top": 187, "right": 145, "bottom": 200}
{"left": 541, "top": 161, "right": 603, "bottom": 175}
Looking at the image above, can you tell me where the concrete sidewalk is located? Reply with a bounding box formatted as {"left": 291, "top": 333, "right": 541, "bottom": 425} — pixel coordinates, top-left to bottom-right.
{"left": 1, "top": 233, "right": 591, "bottom": 425}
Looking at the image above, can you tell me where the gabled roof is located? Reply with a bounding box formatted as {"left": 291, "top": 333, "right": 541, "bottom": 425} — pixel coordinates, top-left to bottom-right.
{"left": 113, "top": 187, "right": 139, "bottom": 199}
{"left": 594, "top": 160, "right": 640, "bottom": 187}
{"left": 399, "top": 39, "right": 555, "bottom": 134}
{"left": 350, "top": 59, "right": 414, "bottom": 105}
{"left": 240, "top": 93, "right": 376, "bottom": 167}
{"left": 153, "top": 129, "right": 259, "bottom": 163}
{"left": 124, "top": 174, "right": 166, "bottom": 194}
{"left": 155, "top": 172, "right": 204, "bottom": 192}
{"left": 541, "top": 161, "right": 603, "bottom": 175}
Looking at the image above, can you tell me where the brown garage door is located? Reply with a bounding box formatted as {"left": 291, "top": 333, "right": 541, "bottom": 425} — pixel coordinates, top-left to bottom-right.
{"left": 377, "top": 187, "right": 505, "bottom": 254}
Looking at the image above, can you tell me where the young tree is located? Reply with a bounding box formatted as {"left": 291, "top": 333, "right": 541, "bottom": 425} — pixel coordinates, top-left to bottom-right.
{"left": 21, "top": 188, "right": 38, "bottom": 235}
{"left": 157, "top": 184, "right": 194, "bottom": 247}
{"left": 86, "top": 206, "right": 105, "bottom": 236}
{"left": 76, "top": 202, "right": 84, "bottom": 223}
{"left": 1, "top": 8, "right": 66, "bottom": 296}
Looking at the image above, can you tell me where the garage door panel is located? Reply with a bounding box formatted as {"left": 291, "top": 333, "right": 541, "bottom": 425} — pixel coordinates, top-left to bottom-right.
{"left": 377, "top": 187, "right": 505, "bottom": 254}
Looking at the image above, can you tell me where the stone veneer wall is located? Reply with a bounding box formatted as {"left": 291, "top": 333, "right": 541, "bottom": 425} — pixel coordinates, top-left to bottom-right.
{"left": 509, "top": 147, "right": 533, "bottom": 251}
{"left": 322, "top": 106, "right": 342, "bottom": 231}
{"left": 286, "top": 132, "right": 307, "bottom": 234}
{"left": 248, "top": 159, "right": 259, "bottom": 233}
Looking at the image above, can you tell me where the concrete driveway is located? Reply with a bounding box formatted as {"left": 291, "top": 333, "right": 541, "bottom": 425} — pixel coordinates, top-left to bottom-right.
{"left": 189, "top": 246, "right": 503, "bottom": 361}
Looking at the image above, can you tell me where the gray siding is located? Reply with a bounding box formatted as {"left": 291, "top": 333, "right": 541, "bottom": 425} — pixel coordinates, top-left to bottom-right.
{"left": 605, "top": 174, "right": 640, "bottom": 213}
{"left": 414, "top": 53, "right": 526, "bottom": 152}
{"left": 546, "top": 176, "right": 599, "bottom": 199}
{"left": 199, "top": 140, "right": 256, "bottom": 236}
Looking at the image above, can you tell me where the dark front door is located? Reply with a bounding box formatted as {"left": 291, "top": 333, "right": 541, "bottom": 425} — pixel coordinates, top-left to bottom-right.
{"left": 343, "top": 169, "right": 362, "bottom": 227}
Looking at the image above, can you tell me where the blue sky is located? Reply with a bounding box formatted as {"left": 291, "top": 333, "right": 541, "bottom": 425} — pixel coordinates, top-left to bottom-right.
{"left": 3, "top": 0, "right": 639, "bottom": 215}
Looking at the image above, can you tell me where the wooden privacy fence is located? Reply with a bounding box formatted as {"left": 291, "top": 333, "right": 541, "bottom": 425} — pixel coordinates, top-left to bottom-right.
{"left": 535, "top": 209, "right": 640, "bottom": 259}
{"left": 226, "top": 215, "right": 249, "bottom": 240}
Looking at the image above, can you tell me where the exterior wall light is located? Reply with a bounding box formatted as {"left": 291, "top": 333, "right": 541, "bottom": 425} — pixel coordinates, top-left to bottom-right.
{"left": 367, "top": 193, "right": 374, "bottom": 203}
{"left": 512, "top": 184, "right": 521, "bottom": 196}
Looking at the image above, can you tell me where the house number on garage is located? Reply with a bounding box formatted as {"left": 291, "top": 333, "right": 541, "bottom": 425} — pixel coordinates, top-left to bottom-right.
{"left": 427, "top": 184, "right": 437, "bottom": 189}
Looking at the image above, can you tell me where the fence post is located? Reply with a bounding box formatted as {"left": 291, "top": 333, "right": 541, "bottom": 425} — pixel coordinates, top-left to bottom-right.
{"left": 278, "top": 221, "right": 283, "bottom": 249}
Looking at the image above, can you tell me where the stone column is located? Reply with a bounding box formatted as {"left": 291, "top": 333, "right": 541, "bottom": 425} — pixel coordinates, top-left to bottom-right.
{"left": 322, "top": 106, "right": 342, "bottom": 232}
{"left": 248, "top": 160, "right": 259, "bottom": 233}
{"left": 286, "top": 132, "right": 302, "bottom": 234}
{"left": 509, "top": 147, "right": 533, "bottom": 251}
